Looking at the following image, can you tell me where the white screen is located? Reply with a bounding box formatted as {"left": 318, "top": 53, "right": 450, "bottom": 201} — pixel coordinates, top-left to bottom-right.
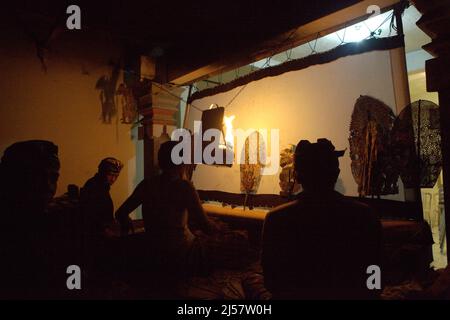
{"left": 188, "top": 50, "right": 404, "bottom": 199}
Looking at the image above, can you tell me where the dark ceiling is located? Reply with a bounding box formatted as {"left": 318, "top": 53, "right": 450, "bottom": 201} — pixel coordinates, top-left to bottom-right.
{"left": 3, "top": 0, "right": 364, "bottom": 83}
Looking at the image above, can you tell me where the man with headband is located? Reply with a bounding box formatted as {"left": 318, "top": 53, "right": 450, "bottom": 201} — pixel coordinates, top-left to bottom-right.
{"left": 80, "top": 157, "right": 124, "bottom": 237}
{"left": 262, "top": 138, "right": 382, "bottom": 299}
{"left": 80, "top": 157, "right": 124, "bottom": 290}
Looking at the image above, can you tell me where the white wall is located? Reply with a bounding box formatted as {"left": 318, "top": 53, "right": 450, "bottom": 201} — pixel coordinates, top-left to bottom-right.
{"left": 406, "top": 49, "right": 434, "bottom": 73}
{"left": 188, "top": 50, "right": 405, "bottom": 199}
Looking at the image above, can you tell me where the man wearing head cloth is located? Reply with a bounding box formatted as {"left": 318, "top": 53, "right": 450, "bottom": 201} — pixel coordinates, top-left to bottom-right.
{"left": 80, "top": 157, "right": 123, "bottom": 237}
{"left": 0, "top": 140, "right": 61, "bottom": 298}
{"left": 262, "top": 138, "right": 382, "bottom": 299}
{"left": 79, "top": 157, "right": 124, "bottom": 288}
{"left": 0, "top": 140, "right": 60, "bottom": 213}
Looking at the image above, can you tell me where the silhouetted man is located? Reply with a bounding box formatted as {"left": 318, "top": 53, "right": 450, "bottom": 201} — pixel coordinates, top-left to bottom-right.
{"left": 262, "top": 138, "right": 382, "bottom": 299}
{"left": 80, "top": 157, "right": 123, "bottom": 238}
{"left": 115, "top": 141, "right": 219, "bottom": 279}
{"left": 79, "top": 157, "right": 123, "bottom": 289}
{"left": 0, "top": 140, "right": 61, "bottom": 298}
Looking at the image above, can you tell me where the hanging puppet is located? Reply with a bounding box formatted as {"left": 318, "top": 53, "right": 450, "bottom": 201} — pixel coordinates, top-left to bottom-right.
{"left": 279, "top": 144, "right": 301, "bottom": 197}
{"left": 240, "top": 131, "right": 264, "bottom": 209}
{"left": 95, "top": 61, "right": 121, "bottom": 124}
{"left": 349, "top": 95, "right": 397, "bottom": 197}
{"left": 116, "top": 83, "right": 138, "bottom": 124}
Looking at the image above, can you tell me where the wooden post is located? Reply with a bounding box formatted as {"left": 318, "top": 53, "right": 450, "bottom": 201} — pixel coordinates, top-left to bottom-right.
{"left": 439, "top": 89, "right": 450, "bottom": 263}
{"left": 412, "top": 0, "right": 450, "bottom": 263}
{"left": 183, "top": 84, "right": 193, "bottom": 129}
{"left": 138, "top": 86, "right": 157, "bottom": 179}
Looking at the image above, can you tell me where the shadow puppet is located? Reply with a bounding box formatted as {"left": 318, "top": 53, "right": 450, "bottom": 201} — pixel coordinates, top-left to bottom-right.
{"left": 96, "top": 61, "right": 121, "bottom": 124}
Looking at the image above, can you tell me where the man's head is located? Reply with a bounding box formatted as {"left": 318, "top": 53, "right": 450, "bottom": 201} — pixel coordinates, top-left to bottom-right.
{"left": 98, "top": 157, "right": 123, "bottom": 186}
{"left": 0, "top": 140, "right": 60, "bottom": 209}
{"left": 158, "top": 140, "right": 190, "bottom": 178}
{"left": 294, "top": 138, "right": 345, "bottom": 192}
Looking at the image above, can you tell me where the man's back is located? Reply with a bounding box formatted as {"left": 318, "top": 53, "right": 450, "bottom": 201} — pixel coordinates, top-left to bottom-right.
{"left": 80, "top": 174, "right": 114, "bottom": 233}
{"left": 262, "top": 191, "right": 382, "bottom": 299}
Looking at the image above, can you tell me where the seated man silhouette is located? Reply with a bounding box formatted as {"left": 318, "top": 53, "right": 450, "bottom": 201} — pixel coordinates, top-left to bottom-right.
{"left": 115, "top": 141, "right": 220, "bottom": 281}
{"left": 0, "top": 140, "right": 62, "bottom": 298}
{"left": 80, "top": 157, "right": 124, "bottom": 238}
{"left": 262, "top": 138, "right": 382, "bottom": 299}
{"left": 79, "top": 157, "right": 124, "bottom": 288}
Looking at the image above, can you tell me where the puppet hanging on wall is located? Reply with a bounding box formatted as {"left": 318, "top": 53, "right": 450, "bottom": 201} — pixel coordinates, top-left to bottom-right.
{"left": 240, "top": 131, "right": 264, "bottom": 208}
{"left": 349, "top": 95, "right": 397, "bottom": 197}
{"left": 391, "top": 100, "right": 442, "bottom": 189}
{"left": 116, "top": 83, "right": 138, "bottom": 124}
{"left": 279, "top": 144, "right": 301, "bottom": 197}
{"left": 95, "top": 61, "right": 121, "bottom": 124}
